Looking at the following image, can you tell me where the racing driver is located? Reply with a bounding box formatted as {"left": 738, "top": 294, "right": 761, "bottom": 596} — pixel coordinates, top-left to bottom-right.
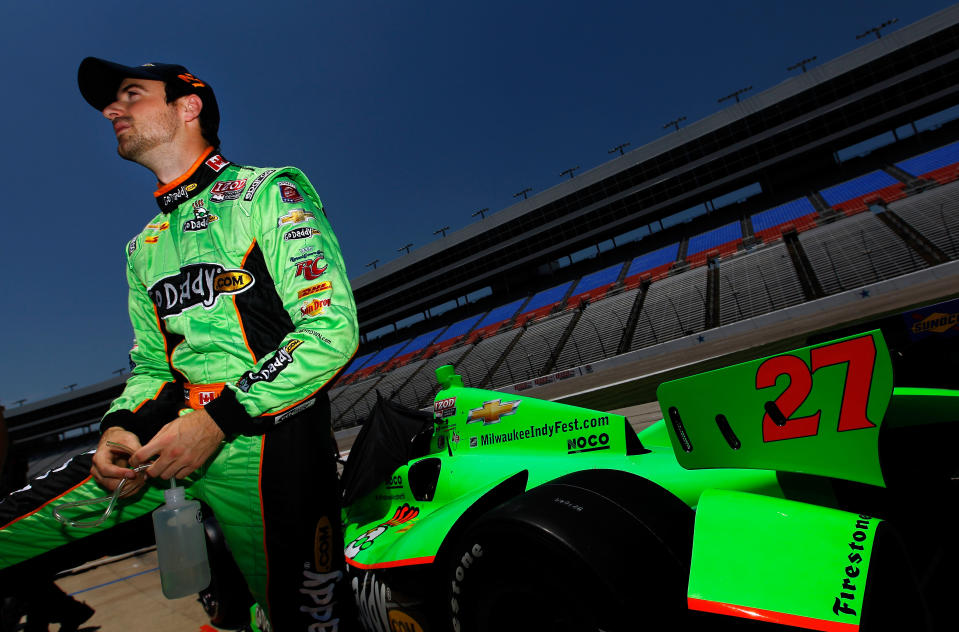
{"left": 0, "top": 58, "right": 358, "bottom": 631}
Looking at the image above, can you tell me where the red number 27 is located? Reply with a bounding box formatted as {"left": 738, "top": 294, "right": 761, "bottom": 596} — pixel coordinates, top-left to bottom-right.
{"left": 755, "top": 336, "right": 877, "bottom": 442}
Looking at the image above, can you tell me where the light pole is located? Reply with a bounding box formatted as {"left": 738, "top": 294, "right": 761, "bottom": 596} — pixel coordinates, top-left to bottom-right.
{"left": 433, "top": 226, "right": 451, "bottom": 238}
{"left": 513, "top": 188, "right": 532, "bottom": 201}
{"left": 856, "top": 19, "right": 898, "bottom": 40}
{"left": 608, "top": 142, "right": 630, "bottom": 156}
{"left": 663, "top": 116, "right": 686, "bottom": 132}
{"left": 366, "top": 259, "right": 379, "bottom": 270}
{"left": 718, "top": 86, "right": 752, "bottom": 104}
{"left": 787, "top": 56, "right": 817, "bottom": 73}
{"left": 472, "top": 208, "right": 490, "bottom": 220}
{"left": 397, "top": 243, "right": 413, "bottom": 255}
{"left": 64, "top": 383, "right": 77, "bottom": 392}
{"left": 560, "top": 166, "right": 580, "bottom": 180}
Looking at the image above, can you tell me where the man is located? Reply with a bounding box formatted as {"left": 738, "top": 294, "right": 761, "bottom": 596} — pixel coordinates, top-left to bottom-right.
{"left": 0, "top": 59, "right": 358, "bottom": 631}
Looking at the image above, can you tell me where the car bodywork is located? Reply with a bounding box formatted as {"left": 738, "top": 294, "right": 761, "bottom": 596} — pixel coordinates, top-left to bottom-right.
{"left": 340, "top": 329, "right": 958, "bottom": 632}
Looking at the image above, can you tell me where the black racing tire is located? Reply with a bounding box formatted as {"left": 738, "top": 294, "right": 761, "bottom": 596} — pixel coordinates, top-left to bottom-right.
{"left": 199, "top": 512, "right": 254, "bottom": 630}
{"left": 445, "top": 469, "right": 694, "bottom": 632}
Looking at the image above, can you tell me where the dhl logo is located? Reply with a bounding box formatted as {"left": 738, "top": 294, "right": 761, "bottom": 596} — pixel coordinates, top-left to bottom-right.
{"left": 145, "top": 235, "right": 159, "bottom": 244}
{"left": 146, "top": 222, "right": 169, "bottom": 231}
{"left": 297, "top": 281, "right": 332, "bottom": 299}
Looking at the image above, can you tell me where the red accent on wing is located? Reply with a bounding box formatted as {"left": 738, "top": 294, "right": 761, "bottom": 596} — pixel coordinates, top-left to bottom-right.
{"left": 345, "top": 555, "right": 435, "bottom": 570}
{"left": 688, "top": 598, "right": 859, "bottom": 632}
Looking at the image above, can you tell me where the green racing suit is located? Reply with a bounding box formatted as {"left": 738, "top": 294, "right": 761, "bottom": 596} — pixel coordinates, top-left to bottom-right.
{"left": 0, "top": 148, "right": 359, "bottom": 631}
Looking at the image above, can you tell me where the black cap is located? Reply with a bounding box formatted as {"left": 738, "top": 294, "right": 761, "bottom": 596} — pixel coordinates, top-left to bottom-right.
{"left": 78, "top": 57, "right": 220, "bottom": 146}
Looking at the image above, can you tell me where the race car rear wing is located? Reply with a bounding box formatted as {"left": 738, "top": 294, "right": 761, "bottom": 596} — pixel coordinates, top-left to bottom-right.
{"left": 656, "top": 330, "right": 892, "bottom": 487}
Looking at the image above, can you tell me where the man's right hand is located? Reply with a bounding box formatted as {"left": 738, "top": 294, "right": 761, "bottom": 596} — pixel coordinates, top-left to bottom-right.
{"left": 91, "top": 427, "right": 145, "bottom": 494}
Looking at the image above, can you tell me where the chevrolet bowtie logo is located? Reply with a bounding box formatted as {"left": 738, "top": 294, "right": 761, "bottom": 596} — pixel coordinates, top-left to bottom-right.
{"left": 278, "top": 209, "right": 316, "bottom": 225}
{"left": 467, "top": 399, "right": 520, "bottom": 425}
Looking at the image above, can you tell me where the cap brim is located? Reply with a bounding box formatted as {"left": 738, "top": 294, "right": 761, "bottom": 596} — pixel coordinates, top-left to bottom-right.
{"left": 78, "top": 57, "right": 166, "bottom": 111}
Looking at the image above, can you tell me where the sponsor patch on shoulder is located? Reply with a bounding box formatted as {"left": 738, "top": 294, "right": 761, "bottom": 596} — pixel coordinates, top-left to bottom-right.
{"left": 297, "top": 281, "right": 331, "bottom": 299}
{"left": 145, "top": 235, "right": 159, "bottom": 244}
{"left": 300, "top": 298, "right": 331, "bottom": 317}
{"left": 128, "top": 236, "right": 138, "bottom": 255}
{"left": 182, "top": 199, "right": 219, "bottom": 232}
{"left": 284, "top": 227, "right": 320, "bottom": 240}
{"left": 243, "top": 169, "right": 277, "bottom": 202}
{"left": 278, "top": 209, "right": 315, "bottom": 226}
{"left": 294, "top": 257, "right": 328, "bottom": 281}
{"left": 277, "top": 181, "right": 304, "bottom": 203}
{"left": 210, "top": 178, "right": 248, "bottom": 202}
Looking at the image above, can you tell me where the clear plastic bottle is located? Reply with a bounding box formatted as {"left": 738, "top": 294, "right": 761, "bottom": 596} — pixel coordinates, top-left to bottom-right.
{"left": 152, "top": 484, "right": 211, "bottom": 599}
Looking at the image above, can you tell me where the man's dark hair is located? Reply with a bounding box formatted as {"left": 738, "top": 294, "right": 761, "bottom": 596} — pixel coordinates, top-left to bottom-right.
{"left": 164, "top": 81, "right": 221, "bottom": 148}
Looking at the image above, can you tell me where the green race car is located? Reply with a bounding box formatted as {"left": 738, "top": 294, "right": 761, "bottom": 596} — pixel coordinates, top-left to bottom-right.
{"left": 339, "top": 328, "right": 959, "bottom": 632}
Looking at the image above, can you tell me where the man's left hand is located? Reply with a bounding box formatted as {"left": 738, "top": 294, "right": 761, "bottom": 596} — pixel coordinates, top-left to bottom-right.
{"left": 131, "top": 409, "right": 225, "bottom": 480}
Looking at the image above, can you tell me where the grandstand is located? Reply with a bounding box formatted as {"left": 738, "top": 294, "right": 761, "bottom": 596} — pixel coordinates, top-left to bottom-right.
{"left": 8, "top": 4, "right": 959, "bottom": 451}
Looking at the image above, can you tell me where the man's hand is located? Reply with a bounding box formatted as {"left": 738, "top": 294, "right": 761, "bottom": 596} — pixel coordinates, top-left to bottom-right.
{"left": 132, "top": 409, "right": 225, "bottom": 480}
{"left": 92, "top": 427, "right": 144, "bottom": 494}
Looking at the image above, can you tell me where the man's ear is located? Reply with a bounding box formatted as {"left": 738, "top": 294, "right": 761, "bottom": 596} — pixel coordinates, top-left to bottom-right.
{"left": 178, "top": 94, "right": 203, "bottom": 124}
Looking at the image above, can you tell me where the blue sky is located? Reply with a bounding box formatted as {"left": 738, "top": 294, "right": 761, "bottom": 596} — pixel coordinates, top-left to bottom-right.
{"left": 0, "top": 0, "right": 953, "bottom": 406}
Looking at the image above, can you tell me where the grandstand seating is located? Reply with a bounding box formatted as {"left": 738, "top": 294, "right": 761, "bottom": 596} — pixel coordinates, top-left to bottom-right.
{"left": 457, "top": 328, "right": 524, "bottom": 388}
{"left": 685, "top": 222, "right": 743, "bottom": 268}
{"left": 337, "top": 350, "right": 376, "bottom": 383}
{"left": 889, "top": 179, "right": 959, "bottom": 259}
{"left": 751, "top": 198, "right": 819, "bottom": 243}
{"left": 489, "top": 312, "right": 577, "bottom": 387}
{"left": 328, "top": 148, "right": 959, "bottom": 428}
{"left": 622, "top": 243, "right": 679, "bottom": 288}
{"left": 466, "top": 298, "right": 526, "bottom": 342}
{"left": 555, "top": 287, "right": 640, "bottom": 370}
{"left": 717, "top": 243, "right": 805, "bottom": 326}
{"left": 820, "top": 170, "right": 906, "bottom": 215}
{"left": 564, "top": 262, "right": 627, "bottom": 307}
{"left": 341, "top": 340, "right": 410, "bottom": 383}
{"left": 381, "top": 326, "right": 447, "bottom": 371}
{"left": 395, "top": 345, "right": 474, "bottom": 408}
{"left": 514, "top": 281, "right": 574, "bottom": 325}
{"left": 419, "top": 313, "right": 485, "bottom": 357}
{"left": 895, "top": 140, "right": 959, "bottom": 185}
{"left": 799, "top": 211, "right": 927, "bottom": 294}
{"left": 630, "top": 268, "right": 708, "bottom": 350}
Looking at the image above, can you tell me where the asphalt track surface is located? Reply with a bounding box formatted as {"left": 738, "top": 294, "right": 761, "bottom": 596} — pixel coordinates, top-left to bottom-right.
{"left": 22, "top": 274, "right": 959, "bottom": 632}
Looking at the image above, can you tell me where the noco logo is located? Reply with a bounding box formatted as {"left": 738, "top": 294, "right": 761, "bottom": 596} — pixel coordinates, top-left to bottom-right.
{"left": 566, "top": 433, "right": 609, "bottom": 454}
{"left": 149, "top": 263, "right": 255, "bottom": 319}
